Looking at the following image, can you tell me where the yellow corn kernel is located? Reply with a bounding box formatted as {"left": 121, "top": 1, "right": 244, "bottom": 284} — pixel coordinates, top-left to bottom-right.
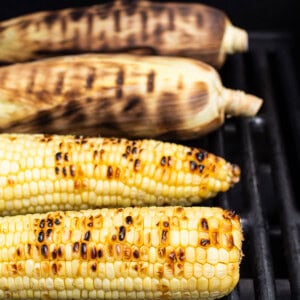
{"left": 0, "top": 134, "right": 240, "bottom": 216}
{"left": 0, "top": 206, "right": 243, "bottom": 299}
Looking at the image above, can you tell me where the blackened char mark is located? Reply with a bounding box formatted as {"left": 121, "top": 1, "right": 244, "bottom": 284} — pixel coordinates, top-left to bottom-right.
{"left": 113, "top": 10, "right": 121, "bottom": 32}
{"left": 123, "top": 96, "right": 141, "bottom": 112}
{"left": 69, "top": 8, "right": 86, "bottom": 22}
{"left": 154, "top": 24, "right": 164, "bottom": 44}
{"left": 96, "top": 3, "right": 113, "bottom": 20}
{"left": 86, "top": 68, "right": 96, "bottom": 89}
{"left": 43, "top": 12, "right": 59, "bottom": 29}
{"left": 127, "top": 34, "right": 136, "bottom": 47}
{"left": 33, "top": 110, "right": 54, "bottom": 126}
{"left": 123, "top": 0, "right": 138, "bottom": 16}
{"left": 54, "top": 72, "right": 65, "bottom": 95}
{"left": 196, "top": 12, "right": 204, "bottom": 27}
{"left": 147, "top": 71, "right": 155, "bottom": 93}
{"left": 168, "top": 9, "right": 175, "bottom": 31}
{"left": 86, "top": 12, "right": 94, "bottom": 47}
{"left": 157, "top": 92, "right": 181, "bottom": 128}
{"left": 140, "top": 11, "right": 148, "bottom": 41}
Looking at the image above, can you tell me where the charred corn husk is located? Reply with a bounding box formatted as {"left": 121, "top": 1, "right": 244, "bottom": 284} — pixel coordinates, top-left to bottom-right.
{"left": 0, "top": 206, "right": 243, "bottom": 299}
{"left": 0, "top": 54, "right": 262, "bottom": 140}
{"left": 0, "top": 0, "right": 247, "bottom": 67}
{"left": 0, "top": 133, "right": 240, "bottom": 216}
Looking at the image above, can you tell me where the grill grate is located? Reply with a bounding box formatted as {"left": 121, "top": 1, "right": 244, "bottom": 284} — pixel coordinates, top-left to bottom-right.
{"left": 197, "top": 33, "right": 300, "bottom": 299}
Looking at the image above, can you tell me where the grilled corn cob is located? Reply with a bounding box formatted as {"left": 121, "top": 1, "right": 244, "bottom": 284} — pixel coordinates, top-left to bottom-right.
{"left": 0, "top": 0, "right": 247, "bottom": 67}
{"left": 0, "top": 54, "right": 262, "bottom": 140}
{"left": 0, "top": 206, "right": 243, "bottom": 299}
{"left": 0, "top": 133, "right": 240, "bottom": 216}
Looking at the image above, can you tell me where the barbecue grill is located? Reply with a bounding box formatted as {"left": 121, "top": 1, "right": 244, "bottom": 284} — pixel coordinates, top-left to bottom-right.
{"left": 1, "top": 1, "right": 299, "bottom": 299}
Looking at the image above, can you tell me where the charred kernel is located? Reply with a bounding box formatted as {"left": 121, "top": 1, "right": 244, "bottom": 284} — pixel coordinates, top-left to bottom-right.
{"left": 41, "top": 245, "right": 48, "bottom": 257}
{"left": 227, "top": 235, "right": 234, "bottom": 248}
{"left": 107, "top": 166, "right": 113, "bottom": 179}
{"left": 70, "top": 165, "right": 76, "bottom": 177}
{"left": 27, "top": 244, "right": 31, "bottom": 254}
{"left": 39, "top": 219, "right": 45, "bottom": 228}
{"left": 52, "top": 263, "right": 58, "bottom": 275}
{"left": 111, "top": 234, "right": 117, "bottom": 241}
{"left": 38, "top": 231, "right": 44, "bottom": 242}
{"left": 200, "top": 239, "right": 210, "bottom": 246}
{"left": 161, "top": 230, "right": 168, "bottom": 243}
{"left": 167, "top": 156, "right": 172, "bottom": 166}
{"left": 55, "top": 166, "right": 60, "bottom": 175}
{"left": 52, "top": 249, "right": 57, "bottom": 259}
{"left": 91, "top": 247, "right": 97, "bottom": 259}
{"left": 158, "top": 247, "right": 166, "bottom": 257}
{"left": 134, "top": 159, "right": 141, "bottom": 171}
{"left": 98, "top": 249, "right": 103, "bottom": 258}
{"left": 54, "top": 218, "right": 61, "bottom": 225}
{"left": 201, "top": 218, "right": 209, "bottom": 230}
{"left": 122, "top": 153, "right": 128, "bottom": 159}
{"left": 91, "top": 263, "right": 97, "bottom": 272}
{"left": 163, "top": 221, "right": 169, "bottom": 227}
{"left": 126, "top": 146, "right": 131, "bottom": 154}
{"left": 62, "top": 166, "right": 67, "bottom": 177}
{"left": 187, "top": 151, "right": 192, "bottom": 156}
{"left": 87, "top": 222, "right": 93, "bottom": 227}
{"left": 178, "top": 249, "right": 185, "bottom": 261}
{"left": 73, "top": 242, "right": 79, "bottom": 252}
{"left": 115, "top": 167, "right": 121, "bottom": 178}
{"left": 55, "top": 152, "right": 62, "bottom": 161}
{"left": 168, "top": 251, "right": 176, "bottom": 261}
{"left": 196, "top": 152, "right": 205, "bottom": 162}
{"left": 211, "top": 232, "right": 219, "bottom": 245}
{"left": 46, "top": 229, "right": 52, "bottom": 238}
{"left": 118, "top": 226, "right": 126, "bottom": 241}
{"left": 131, "top": 147, "right": 138, "bottom": 155}
{"left": 57, "top": 247, "right": 63, "bottom": 257}
{"left": 199, "top": 164, "right": 205, "bottom": 173}
{"left": 126, "top": 216, "right": 133, "bottom": 225}
{"left": 84, "top": 231, "right": 91, "bottom": 241}
{"left": 190, "top": 161, "right": 198, "bottom": 171}
{"left": 16, "top": 248, "right": 21, "bottom": 256}
{"left": 64, "top": 153, "right": 69, "bottom": 162}
{"left": 160, "top": 156, "right": 167, "bottom": 166}
{"left": 133, "top": 249, "right": 139, "bottom": 259}
{"left": 47, "top": 219, "right": 53, "bottom": 227}
{"left": 81, "top": 243, "right": 87, "bottom": 258}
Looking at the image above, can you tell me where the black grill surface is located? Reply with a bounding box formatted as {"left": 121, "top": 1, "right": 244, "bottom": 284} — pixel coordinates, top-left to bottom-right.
{"left": 1, "top": 1, "right": 299, "bottom": 297}
{"left": 196, "top": 32, "right": 300, "bottom": 300}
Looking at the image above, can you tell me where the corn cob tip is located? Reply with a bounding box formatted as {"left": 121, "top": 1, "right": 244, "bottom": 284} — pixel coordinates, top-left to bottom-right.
{"left": 222, "top": 23, "right": 248, "bottom": 53}
{"left": 231, "top": 164, "right": 241, "bottom": 184}
{"left": 223, "top": 88, "right": 263, "bottom": 117}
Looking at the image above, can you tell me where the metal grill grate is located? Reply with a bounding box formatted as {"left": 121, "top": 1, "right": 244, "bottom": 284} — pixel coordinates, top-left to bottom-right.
{"left": 195, "top": 33, "right": 300, "bottom": 299}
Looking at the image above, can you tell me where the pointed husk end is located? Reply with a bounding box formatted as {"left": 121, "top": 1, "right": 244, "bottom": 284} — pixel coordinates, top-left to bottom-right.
{"left": 223, "top": 88, "right": 263, "bottom": 117}
{"left": 222, "top": 24, "right": 248, "bottom": 53}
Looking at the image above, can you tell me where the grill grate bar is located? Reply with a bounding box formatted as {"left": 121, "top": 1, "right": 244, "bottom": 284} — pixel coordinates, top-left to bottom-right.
{"left": 209, "top": 129, "right": 241, "bottom": 300}
{"left": 252, "top": 50, "right": 300, "bottom": 298}
{"left": 272, "top": 48, "right": 300, "bottom": 216}
{"left": 229, "top": 54, "right": 277, "bottom": 299}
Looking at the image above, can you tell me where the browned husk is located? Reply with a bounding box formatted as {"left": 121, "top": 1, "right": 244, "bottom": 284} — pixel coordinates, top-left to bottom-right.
{"left": 0, "top": 1, "right": 246, "bottom": 67}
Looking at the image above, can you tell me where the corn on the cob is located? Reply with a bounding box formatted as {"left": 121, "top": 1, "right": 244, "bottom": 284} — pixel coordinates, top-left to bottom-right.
{"left": 0, "top": 0, "right": 247, "bottom": 67}
{"left": 0, "top": 133, "right": 240, "bottom": 216}
{"left": 0, "top": 206, "right": 243, "bottom": 299}
{"left": 0, "top": 54, "right": 262, "bottom": 140}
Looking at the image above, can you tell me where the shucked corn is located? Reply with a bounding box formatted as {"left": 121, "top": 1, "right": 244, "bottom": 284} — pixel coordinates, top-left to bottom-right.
{"left": 0, "top": 206, "right": 243, "bottom": 299}
{"left": 0, "top": 133, "right": 240, "bottom": 216}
